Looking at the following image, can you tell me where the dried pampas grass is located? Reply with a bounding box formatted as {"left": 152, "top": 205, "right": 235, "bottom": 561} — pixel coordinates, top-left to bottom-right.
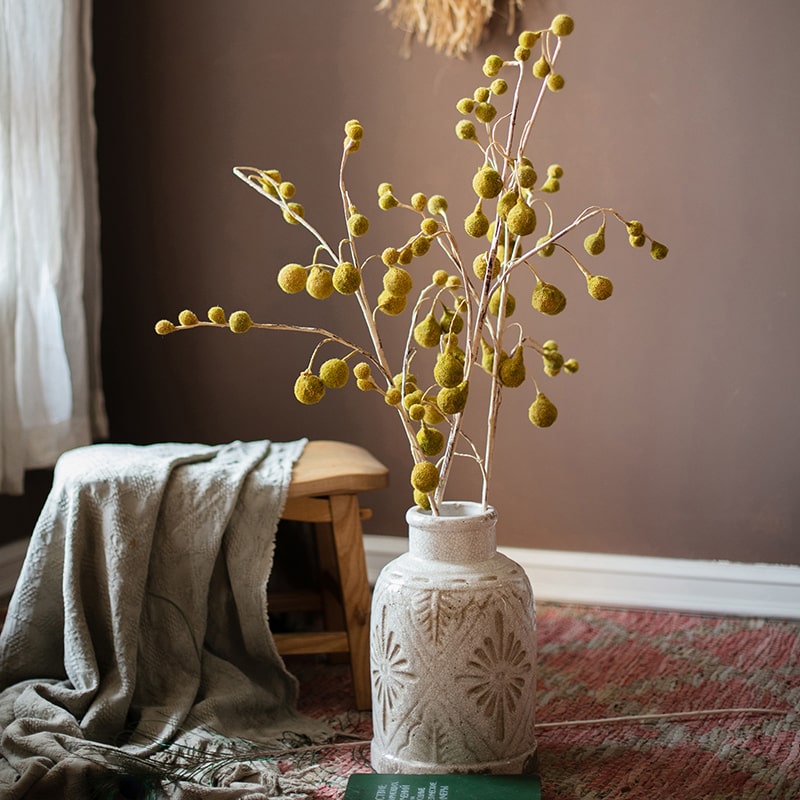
{"left": 376, "top": 0, "right": 524, "bottom": 59}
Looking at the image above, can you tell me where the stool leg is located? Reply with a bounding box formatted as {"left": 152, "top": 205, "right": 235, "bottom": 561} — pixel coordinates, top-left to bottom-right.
{"left": 313, "top": 522, "right": 347, "bottom": 640}
{"left": 328, "top": 493, "right": 372, "bottom": 711}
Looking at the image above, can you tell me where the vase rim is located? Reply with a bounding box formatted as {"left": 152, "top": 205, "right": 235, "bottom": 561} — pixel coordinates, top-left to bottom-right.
{"left": 407, "top": 500, "right": 496, "bottom": 522}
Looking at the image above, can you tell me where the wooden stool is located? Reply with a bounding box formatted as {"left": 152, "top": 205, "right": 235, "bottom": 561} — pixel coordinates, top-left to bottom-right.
{"left": 270, "top": 440, "right": 389, "bottom": 711}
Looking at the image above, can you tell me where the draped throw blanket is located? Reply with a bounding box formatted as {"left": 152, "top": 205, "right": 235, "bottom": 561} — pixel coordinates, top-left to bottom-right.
{"left": 0, "top": 439, "right": 332, "bottom": 799}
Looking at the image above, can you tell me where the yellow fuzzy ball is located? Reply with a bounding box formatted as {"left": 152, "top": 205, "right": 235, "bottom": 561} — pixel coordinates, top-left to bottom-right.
{"left": 410, "top": 461, "right": 440, "bottom": 493}
{"left": 383, "top": 267, "right": 413, "bottom": 296}
{"left": 465, "top": 204, "right": 490, "bottom": 238}
{"left": 413, "top": 489, "right": 432, "bottom": 511}
{"left": 491, "top": 78, "right": 508, "bottom": 95}
{"left": 207, "top": 306, "right": 226, "bottom": 324}
{"left": 532, "top": 56, "right": 551, "bottom": 78}
{"left": 344, "top": 119, "right": 364, "bottom": 140}
{"left": 420, "top": 217, "right": 439, "bottom": 235}
{"left": 480, "top": 339, "right": 501, "bottom": 373}
{"left": 650, "top": 241, "right": 669, "bottom": 260}
{"left": 377, "top": 290, "right": 407, "bottom": 315}
{"left": 417, "top": 426, "right": 445, "bottom": 456}
{"left": 475, "top": 102, "right": 497, "bottom": 124}
{"left": 411, "top": 236, "right": 431, "bottom": 257}
{"left": 456, "top": 120, "right": 477, "bottom": 141}
{"left": 473, "top": 252, "right": 488, "bottom": 280}
{"left": 414, "top": 314, "right": 442, "bottom": 348}
{"left": 439, "top": 307, "right": 464, "bottom": 334}
{"left": 491, "top": 196, "right": 513, "bottom": 224}
{"left": 228, "top": 310, "right": 252, "bottom": 333}
{"left": 542, "top": 350, "right": 564, "bottom": 377}
{"left": 277, "top": 263, "right": 308, "bottom": 294}
{"left": 584, "top": 221, "right": 606, "bottom": 254}
{"left": 353, "top": 362, "right": 372, "bottom": 380}
{"left": 528, "top": 393, "right": 558, "bottom": 427}
{"left": 347, "top": 213, "right": 369, "bottom": 237}
{"left": 154, "top": 319, "right": 176, "bottom": 335}
{"left": 482, "top": 54, "right": 504, "bottom": 77}
{"left": 402, "top": 389, "right": 423, "bottom": 409}
{"left": 381, "top": 247, "right": 400, "bottom": 266}
{"left": 627, "top": 220, "right": 645, "bottom": 237}
{"left": 410, "top": 192, "right": 427, "bottom": 211}
{"left": 385, "top": 387, "right": 402, "bottom": 406}
{"left": 531, "top": 282, "right": 567, "bottom": 315}
{"left": 587, "top": 275, "right": 614, "bottom": 300}
{"left": 332, "top": 261, "right": 361, "bottom": 294}
{"left": 319, "top": 358, "right": 349, "bottom": 389}
{"left": 282, "top": 202, "right": 304, "bottom": 224}
{"left": 499, "top": 348, "right": 526, "bottom": 388}
{"left": 306, "top": 266, "right": 334, "bottom": 300}
{"left": 424, "top": 404, "right": 445, "bottom": 425}
{"left": 436, "top": 381, "right": 469, "bottom": 415}
{"left": 536, "top": 235, "right": 556, "bottom": 257}
{"left": 472, "top": 167, "right": 504, "bottom": 200}
{"left": 551, "top": 14, "right": 575, "bottom": 36}
{"left": 294, "top": 373, "right": 325, "bottom": 405}
{"left": 433, "top": 353, "right": 464, "bottom": 389}
{"left": 507, "top": 199, "right": 536, "bottom": 237}
{"left": 378, "top": 193, "right": 399, "bottom": 210}
{"left": 456, "top": 97, "right": 476, "bottom": 114}
{"left": 427, "top": 195, "right": 449, "bottom": 215}
{"left": 408, "top": 403, "right": 426, "bottom": 422}
{"left": 489, "top": 289, "right": 515, "bottom": 317}
{"left": 178, "top": 310, "right": 199, "bottom": 326}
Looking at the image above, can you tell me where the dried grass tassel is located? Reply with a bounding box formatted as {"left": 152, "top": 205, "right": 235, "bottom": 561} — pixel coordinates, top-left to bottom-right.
{"left": 376, "top": 0, "right": 524, "bottom": 59}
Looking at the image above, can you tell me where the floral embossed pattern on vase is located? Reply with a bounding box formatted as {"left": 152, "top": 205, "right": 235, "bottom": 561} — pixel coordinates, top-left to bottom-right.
{"left": 370, "top": 502, "right": 537, "bottom": 773}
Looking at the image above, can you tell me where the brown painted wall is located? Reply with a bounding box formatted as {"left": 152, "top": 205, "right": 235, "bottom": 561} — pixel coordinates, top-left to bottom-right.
{"left": 4, "top": 1, "right": 798, "bottom": 564}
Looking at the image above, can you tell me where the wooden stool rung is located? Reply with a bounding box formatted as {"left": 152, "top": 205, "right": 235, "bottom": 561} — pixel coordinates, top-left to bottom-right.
{"left": 273, "top": 631, "right": 350, "bottom": 655}
{"left": 282, "top": 495, "right": 373, "bottom": 524}
{"left": 269, "top": 590, "right": 324, "bottom": 614}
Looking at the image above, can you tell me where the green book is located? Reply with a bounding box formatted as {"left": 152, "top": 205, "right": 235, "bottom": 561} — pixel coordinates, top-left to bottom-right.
{"left": 343, "top": 773, "right": 541, "bottom": 800}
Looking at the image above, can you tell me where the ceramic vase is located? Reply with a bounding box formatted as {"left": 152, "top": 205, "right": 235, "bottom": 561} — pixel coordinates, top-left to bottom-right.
{"left": 370, "top": 501, "right": 537, "bottom": 774}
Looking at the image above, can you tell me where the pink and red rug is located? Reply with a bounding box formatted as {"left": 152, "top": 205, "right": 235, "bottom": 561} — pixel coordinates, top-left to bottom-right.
{"left": 287, "top": 603, "right": 800, "bottom": 800}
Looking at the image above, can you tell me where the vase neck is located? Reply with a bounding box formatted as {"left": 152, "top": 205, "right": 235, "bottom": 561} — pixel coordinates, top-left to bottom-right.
{"left": 407, "top": 502, "right": 497, "bottom": 563}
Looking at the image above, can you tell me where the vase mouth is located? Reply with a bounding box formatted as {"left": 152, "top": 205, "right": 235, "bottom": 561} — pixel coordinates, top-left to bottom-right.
{"left": 406, "top": 500, "right": 497, "bottom": 535}
{"left": 408, "top": 500, "right": 495, "bottom": 519}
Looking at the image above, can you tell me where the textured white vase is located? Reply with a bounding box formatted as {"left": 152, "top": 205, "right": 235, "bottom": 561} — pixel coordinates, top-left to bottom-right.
{"left": 370, "top": 501, "right": 537, "bottom": 774}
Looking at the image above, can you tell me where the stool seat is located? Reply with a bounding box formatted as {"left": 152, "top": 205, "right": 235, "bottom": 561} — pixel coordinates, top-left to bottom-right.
{"left": 271, "top": 440, "right": 389, "bottom": 710}
{"left": 286, "top": 440, "right": 390, "bottom": 498}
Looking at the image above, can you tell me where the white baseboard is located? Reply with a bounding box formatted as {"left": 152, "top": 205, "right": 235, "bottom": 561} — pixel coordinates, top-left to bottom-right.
{"left": 364, "top": 535, "right": 800, "bottom": 620}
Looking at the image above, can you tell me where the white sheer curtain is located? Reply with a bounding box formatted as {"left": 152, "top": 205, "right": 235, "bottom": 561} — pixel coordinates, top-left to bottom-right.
{"left": 0, "top": 0, "right": 107, "bottom": 495}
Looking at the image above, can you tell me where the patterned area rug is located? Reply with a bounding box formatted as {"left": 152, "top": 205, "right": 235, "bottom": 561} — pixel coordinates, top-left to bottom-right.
{"left": 284, "top": 604, "right": 800, "bottom": 800}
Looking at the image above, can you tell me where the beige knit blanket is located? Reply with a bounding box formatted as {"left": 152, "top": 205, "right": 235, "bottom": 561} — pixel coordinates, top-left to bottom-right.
{"left": 0, "top": 439, "right": 331, "bottom": 799}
